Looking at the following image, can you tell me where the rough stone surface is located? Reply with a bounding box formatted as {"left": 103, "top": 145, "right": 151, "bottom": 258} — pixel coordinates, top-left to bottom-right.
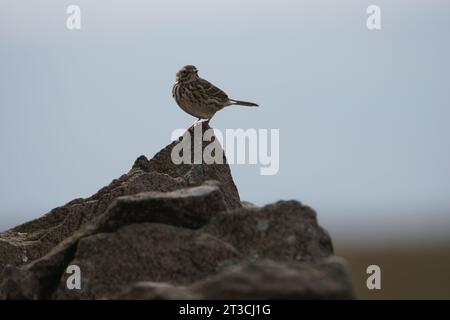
{"left": 116, "top": 258, "right": 355, "bottom": 300}
{"left": 0, "top": 123, "right": 240, "bottom": 270}
{"left": 137, "top": 122, "right": 241, "bottom": 210}
{"left": 96, "top": 182, "right": 227, "bottom": 231}
{"left": 203, "top": 201, "right": 333, "bottom": 263}
{"left": 190, "top": 258, "right": 355, "bottom": 299}
{"left": 0, "top": 171, "right": 186, "bottom": 272}
{"left": 0, "top": 183, "right": 230, "bottom": 299}
{"left": 54, "top": 223, "right": 240, "bottom": 299}
{"left": 114, "top": 282, "right": 198, "bottom": 300}
{"left": 0, "top": 125, "right": 355, "bottom": 300}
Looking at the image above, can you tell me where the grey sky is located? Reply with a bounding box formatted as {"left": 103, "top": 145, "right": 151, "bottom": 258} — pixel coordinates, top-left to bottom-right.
{"left": 1, "top": 0, "right": 449, "bottom": 247}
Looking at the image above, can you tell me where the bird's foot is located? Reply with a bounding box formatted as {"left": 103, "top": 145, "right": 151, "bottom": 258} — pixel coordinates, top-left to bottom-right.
{"left": 186, "top": 118, "right": 201, "bottom": 131}
{"left": 199, "top": 118, "right": 211, "bottom": 125}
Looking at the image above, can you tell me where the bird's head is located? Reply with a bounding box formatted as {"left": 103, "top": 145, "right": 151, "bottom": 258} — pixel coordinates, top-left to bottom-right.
{"left": 176, "top": 65, "right": 199, "bottom": 82}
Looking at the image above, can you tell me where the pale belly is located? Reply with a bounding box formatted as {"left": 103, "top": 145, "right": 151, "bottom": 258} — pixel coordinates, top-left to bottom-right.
{"left": 177, "top": 99, "right": 219, "bottom": 119}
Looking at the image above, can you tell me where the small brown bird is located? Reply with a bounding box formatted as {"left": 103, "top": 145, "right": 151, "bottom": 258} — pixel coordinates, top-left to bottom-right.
{"left": 172, "top": 65, "right": 258, "bottom": 123}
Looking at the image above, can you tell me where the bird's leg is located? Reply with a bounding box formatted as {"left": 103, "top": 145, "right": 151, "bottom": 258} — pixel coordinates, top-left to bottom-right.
{"left": 187, "top": 118, "right": 202, "bottom": 131}
{"left": 197, "top": 118, "right": 211, "bottom": 125}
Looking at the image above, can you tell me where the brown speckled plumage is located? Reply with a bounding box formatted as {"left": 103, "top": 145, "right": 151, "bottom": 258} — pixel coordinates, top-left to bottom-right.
{"left": 172, "top": 65, "right": 258, "bottom": 120}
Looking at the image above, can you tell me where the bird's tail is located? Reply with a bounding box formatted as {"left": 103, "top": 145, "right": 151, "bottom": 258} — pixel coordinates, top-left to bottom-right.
{"left": 229, "top": 99, "right": 259, "bottom": 107}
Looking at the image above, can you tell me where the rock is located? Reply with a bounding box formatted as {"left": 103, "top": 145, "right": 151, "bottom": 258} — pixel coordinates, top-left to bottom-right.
{"left": 53, "top": 223, "right": 240, "bottom": 299}
{"left": 0, "top": 265, "right": 40, "bottom": 300}
{"left": 0, "top": 233, "right": 29, "bottom": 274}
{"left": 114, "top": 282, "right": 198, "bottom": 300}
{"left": 1, "top": 226, "right": 94, "bottom": 299}
{"left": 114, "top": 259, "right": 355, "bottom": 300}
{"left": 190, "top": 258, "right": 355, "bottom": 299}
{"left": 0, "top": 125, "right": 355, "bottom": 300}
{"left": 0, "top": 183, "right": 231, "bottom": 299}
{"left": 240, "top": 201, "right": 259, "bottom": 209}
{"left": 138, "top": 122, "right": 241, "bottom": 210}
{"left": 203, "top": 201, "right": 333, "bottom": 263}
{"left": 0, "top": 171, "right": 186, "bottom": 272}
{"left": 0, "top": 123, "right": 240, "bottom": 269}
{"left": 96, "top": 181, "right": 227, "bottom": 231}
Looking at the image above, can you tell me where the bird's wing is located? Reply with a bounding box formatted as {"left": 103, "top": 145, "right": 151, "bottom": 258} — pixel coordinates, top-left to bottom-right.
{"left": 196, "top": 78, "right": 230, "bottom": 104}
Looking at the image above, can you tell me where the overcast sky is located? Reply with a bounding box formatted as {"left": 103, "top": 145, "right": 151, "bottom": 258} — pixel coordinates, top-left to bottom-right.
{"left": 1, "top": 0, "right": 449, "bottom": 247}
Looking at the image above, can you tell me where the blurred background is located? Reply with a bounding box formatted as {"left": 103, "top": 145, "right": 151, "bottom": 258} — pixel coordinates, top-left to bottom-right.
{"left": 1, "top": 0, "right": 449, "bottom": 298}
